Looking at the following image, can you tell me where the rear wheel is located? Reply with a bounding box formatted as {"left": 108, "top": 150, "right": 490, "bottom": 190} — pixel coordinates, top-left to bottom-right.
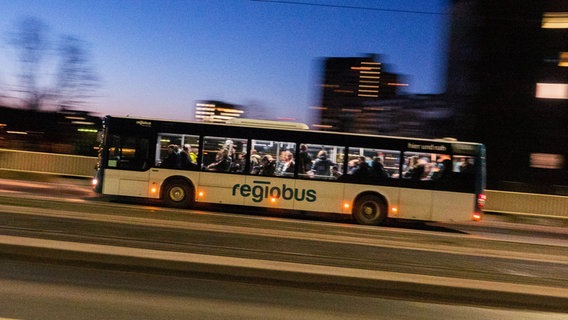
{"left": 353, "top": 195, "right": 387, "bottom": 225}
{"left": 163, "top": 179, "right": 193, "bottom": 208}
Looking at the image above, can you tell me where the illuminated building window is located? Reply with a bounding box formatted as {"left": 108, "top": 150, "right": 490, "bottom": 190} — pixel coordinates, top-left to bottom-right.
{"left": 559, "top": 52, "right": 568, "bottom": 67}
{"left": 530, "top": 153, "right": 564, "bottom": 169}
{"left": 535, "top": 83, "right": 568, "bottom": 99}
{"left": 195, "top": 101, "right": 244, "bottom": 123}
{"left": 542, "top": 12, "right": 568, "bottom": 29}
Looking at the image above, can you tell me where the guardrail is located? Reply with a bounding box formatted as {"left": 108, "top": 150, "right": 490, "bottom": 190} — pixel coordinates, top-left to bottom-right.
{"left": 0, "top": 148, "right": 567, "bottom": 220}
{"left": 485, "top": 190, "right": 568, "bottom": 220}
{"left": 0, "top": 148, "right": 96, "bottom": 178}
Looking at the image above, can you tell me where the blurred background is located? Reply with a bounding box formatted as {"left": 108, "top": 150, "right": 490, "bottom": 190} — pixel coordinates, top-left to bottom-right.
{"left": 0, "top": 0, "right": 566, "bottom": 194}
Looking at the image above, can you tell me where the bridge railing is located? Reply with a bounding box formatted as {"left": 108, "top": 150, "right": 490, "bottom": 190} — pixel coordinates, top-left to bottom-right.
{"left": 1, "top": 148, "right": 567, "bottom": 220}
{"left": 484, "top": 190, "right": 568, "bottom": 220}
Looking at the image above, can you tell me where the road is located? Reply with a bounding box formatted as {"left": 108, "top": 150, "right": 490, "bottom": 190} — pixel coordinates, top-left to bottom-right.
{"left": 0, "top": 178, "right": 567, "bottom": 319}
{"left": 2, "top": 258, "right": 567, "bottom": 320}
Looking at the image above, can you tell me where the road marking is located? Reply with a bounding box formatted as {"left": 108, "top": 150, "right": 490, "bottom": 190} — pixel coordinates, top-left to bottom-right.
{"left": 1, "top": 234, "right": 568, "bottom": 300}
{"left": 1, "top": 204, "right": 568, "bottom": 265}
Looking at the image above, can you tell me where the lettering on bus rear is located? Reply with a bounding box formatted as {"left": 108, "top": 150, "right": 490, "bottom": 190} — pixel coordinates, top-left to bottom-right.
{"left": 407, "top": 142, "right": 448, "bottom": 152}
{"left": 232, "top": 181, "right": 316, "bottom": 203}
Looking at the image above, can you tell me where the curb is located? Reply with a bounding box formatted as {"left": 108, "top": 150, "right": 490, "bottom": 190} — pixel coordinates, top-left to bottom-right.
{"left": 485, "top": 211, "right": 568, "bottom": 228}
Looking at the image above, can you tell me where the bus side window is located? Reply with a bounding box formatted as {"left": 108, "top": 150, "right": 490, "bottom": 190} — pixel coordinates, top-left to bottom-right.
{"left": 156, "top": 133, "right": 200, "bottom": 170}
{"left": 297, "top": 144, "right": 344, "bottom": 180}
{"left": 346, "top": 148, "right": 400, "bottom": 183}
{"left": 202, "top": 136, "right": 247, "bottom": 173}
{"left": 251, "top": 140, "right": 296, "bottom": 177}
{"left": 451, "top": 156, "right": 476, "bottom": 190}
{"left": 453, "top": 156, "right": 475, "bottom": 174}
{"left": 431, "top": 158, "right": 453, "bottom": 182}
{"left": 402, "top": 152, "right": 450, "bottom": 182}
{"left": 107, "top": 135, "right": 149, "bottom": 170}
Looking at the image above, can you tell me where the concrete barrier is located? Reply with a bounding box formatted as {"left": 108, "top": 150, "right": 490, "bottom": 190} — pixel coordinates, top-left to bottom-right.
{"left": 0, "top": 148, "right": 97, "bottom": 178}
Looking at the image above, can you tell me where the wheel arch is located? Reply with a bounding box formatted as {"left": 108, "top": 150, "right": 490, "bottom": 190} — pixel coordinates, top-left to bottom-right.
{"left": 160, "top": 175, "right": 196, "bottom": 201}
{"left": 351, "top": 190, "right": 390, "bottom": 225}
{"left": 352, "top": 191, "right": 389, "bottom": 212}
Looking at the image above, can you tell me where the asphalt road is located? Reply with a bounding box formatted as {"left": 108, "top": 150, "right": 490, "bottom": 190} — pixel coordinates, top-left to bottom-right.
{"left": 0, "top": 177, "right": 568, "bottom": 318}
{"left": 2, "top": 258, "right": 567, "bottom": 320}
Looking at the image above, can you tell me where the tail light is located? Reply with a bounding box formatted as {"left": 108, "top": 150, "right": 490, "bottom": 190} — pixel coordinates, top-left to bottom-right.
{"left": 472, "top": 193, "right": 486, "bottom": 221}
{"left": 477, "top": 193, "right": 486, "bottom": 209}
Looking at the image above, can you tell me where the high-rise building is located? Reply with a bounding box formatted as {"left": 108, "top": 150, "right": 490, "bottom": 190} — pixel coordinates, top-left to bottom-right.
{"left": 194, "top": 100, "right": 244, "bottom": 123}
{"left": 315, "top": 54, "right": 404, "bottom": 132}
{"left": 446, "top": 0, "right": 567, "bottom": 193}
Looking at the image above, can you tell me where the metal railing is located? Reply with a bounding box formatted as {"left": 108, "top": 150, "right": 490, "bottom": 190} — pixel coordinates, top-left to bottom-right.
{"left": 1, "top": 148, "right": 567, "bottom": 220}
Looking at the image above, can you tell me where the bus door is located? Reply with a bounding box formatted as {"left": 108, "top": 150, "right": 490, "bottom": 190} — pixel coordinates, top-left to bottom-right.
{"left": 102, "top": 135, "right": 151, "bottom": 198}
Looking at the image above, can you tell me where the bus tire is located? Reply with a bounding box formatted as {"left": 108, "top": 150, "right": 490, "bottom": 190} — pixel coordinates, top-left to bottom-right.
{"left": 353, "top": 194, "right": 387, "bottom": 225}
{"left": 163, "top": 179, "right": 193, "bottom": 208}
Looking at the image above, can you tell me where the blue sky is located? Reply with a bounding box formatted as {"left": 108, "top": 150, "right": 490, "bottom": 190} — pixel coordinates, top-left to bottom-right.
{"left": 0, "top": 0, "right": 450, "bottom": 124}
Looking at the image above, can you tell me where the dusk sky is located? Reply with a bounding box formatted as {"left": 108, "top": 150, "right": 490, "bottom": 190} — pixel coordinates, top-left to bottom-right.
{"left": 0, "top": 0, "right": 450, "bottom": 125}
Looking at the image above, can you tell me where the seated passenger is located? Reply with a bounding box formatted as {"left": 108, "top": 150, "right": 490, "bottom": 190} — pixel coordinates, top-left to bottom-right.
{"left": 205, "top": 150, "right": 231, "bottom": 172}
{"left": 411, "top": 158, "right": 429, "bottom": 181}
{"left": 179, "top": 144, "right": 197, "bottom": 170}
{"left": 311, "top": 150, "right": 332, "bottom": 176}
{"left": 230, "top": 152, "right": 246, "bottom": 172}
{"left": 161, "top": 144, "right": 180, "bottom": 169}
{"left": 432, "top": 159, "right": 453, "bottom": 181}
{"left": 250, "top": 149, "right": 261, "bottom": 174}
{"left": 370, "top": 156, "right": 388, "bottom": 179}
{"left": 403, "top": 156, "right": 419, "bottom": 178}
{"left": 189, "top": 146, "right": 198, "bottom": 163}
{"left": 258, "top": 155, "right": 276, "bottom": 176}
{"left": 350, "top": 156, "right": 370, "bottom": 180}
{"left": 280, "top": 151, "right": 295, "bottom": 175}
{"left": 460, "top": 158, "right": 475, "bottom": 174}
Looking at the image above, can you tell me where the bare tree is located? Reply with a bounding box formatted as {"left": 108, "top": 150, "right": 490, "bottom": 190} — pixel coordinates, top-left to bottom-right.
{"left": 7, "top": 16, "right": 99, "bottom": 110}
{"left": 54, "top": 35, "right": 99, "bottom": 109}
{"left": 9, "top": 16, "right": 50, "bottom": 110}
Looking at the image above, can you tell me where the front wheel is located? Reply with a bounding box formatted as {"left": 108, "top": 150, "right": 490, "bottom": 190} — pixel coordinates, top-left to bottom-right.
{"left": 353, "top": 195, "right": 387, "bottom": 225}
{"left": 163, "top": 179, "right": 193, "bottom": 208}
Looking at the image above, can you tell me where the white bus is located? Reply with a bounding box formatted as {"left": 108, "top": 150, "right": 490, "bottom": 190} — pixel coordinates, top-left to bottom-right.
{"left": 93, "top": 116, "right": 486, "bottom": 225}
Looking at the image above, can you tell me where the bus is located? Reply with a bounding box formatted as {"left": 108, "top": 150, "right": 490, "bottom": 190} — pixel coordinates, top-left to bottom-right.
{"left": 93, "top": 116, "right": 486, "bottom": 225}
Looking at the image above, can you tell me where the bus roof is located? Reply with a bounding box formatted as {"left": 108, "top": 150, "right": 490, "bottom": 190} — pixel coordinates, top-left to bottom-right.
{"left": 104, "top": 115, "right": 484, "bottom": 150}
{"left": 227, "top": 118, "right": 309, "bottom": 130}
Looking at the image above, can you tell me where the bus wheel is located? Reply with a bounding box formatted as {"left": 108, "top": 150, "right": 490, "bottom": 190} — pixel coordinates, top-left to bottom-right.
{"left": 353, "top": 195, "right": 387, "bottom": 225}
{"left": 163, "top": 179, "right": 193, "bottom": 208}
